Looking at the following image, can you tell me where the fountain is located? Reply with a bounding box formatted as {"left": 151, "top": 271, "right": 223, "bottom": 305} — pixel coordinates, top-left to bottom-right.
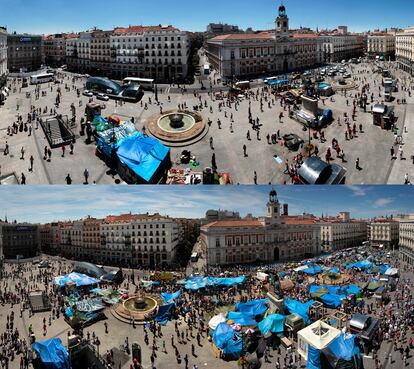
{"left": 112, "top": 295, "right": 158, "bottom": 324}
{"left": 146, "top": 110, "right": 208, "bottom": 147}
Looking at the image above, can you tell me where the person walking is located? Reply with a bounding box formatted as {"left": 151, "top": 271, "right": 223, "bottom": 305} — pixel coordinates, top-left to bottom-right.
{"left": 209, "top": 137, "right": 213, "bottom": 150}
{"left": 21, "top": 173, "right": 26, "bottom": 185}
{"left": 243, "top": 144, "right": 247, "bottom": 157}
{"left": 254, "top": 171, "right": 257, "bottom": 185}
{"left": 61, "top": 145, "right": 65, "bottom": 157}
{"left": 20, "top": 146, "right": 25, "bottom": 160}
{"left": 65, "top": 174, "right": 72, "bottom": 185}
{"left": 69, "top": 141, "right": 74, "bottom": 155}
{"left": 356, "top": 157, "right": 360, "bottom": 170}
{"left": 83, "top": 168, "right": 89, "bottom": 184}
{"left": 29, "top": 155, "right": 34, "bottom": 172}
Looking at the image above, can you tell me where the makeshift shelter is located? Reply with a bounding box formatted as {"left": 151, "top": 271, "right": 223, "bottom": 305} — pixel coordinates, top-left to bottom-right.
{"left": 297, "top": 321, "right": 341, "bottom": 361}
{"left": 115, "top": 132, "right": 171, "bottom": 184}
{"left": 32, "top": 338, "right": 71, "bottom": 369}
{"left": 235, "top": 298, "right": 269, "bottom": 317}
{"left": 384, "top": 267, "right": 398, "bottom": 276}
{"left": 227, "top": 312, "right": 257, "bottom": 327}
{"left": 54, "top": 272, "right": 100, "bottom": 287}
{"left": 184, "top": 276, "right": 246, "bottom": 291}
{"left": 367, "top": 281, "right": 381, "bottom": 292}
{"left": 258, "top": 314, "right": 285, "bottom": 335}
{"left": 154, "top": 303, "right": 174, "bottom": 326}
{"left": 211, "top": 323, "right": 244, "bottom": 359}
{"left": 284, "top": 299, "right": 315, "bottom": 324}
{"left": 161, "top": 291, "right": 181, "bottom": 304}
{"left": 309, "top": 333, "right": 363, "bottom": 369}
{"left": 303, "top": 265, "right": 323, "bottom": 275}
{"left": 209, "top": 313, "right": 227, "bottom": 330}
{"left": 280, "top": 279, "right": 295, "bottom": 291}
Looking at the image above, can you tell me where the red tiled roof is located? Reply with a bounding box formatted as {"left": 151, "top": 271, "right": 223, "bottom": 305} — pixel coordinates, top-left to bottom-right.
{"left": 114, "top": 25, "right": 179, "bottom": 34}
{"left": 209, "top": 32, "right": 274, "bottom": 41}
{"left": 204, "top": 220, "right": 263, "bottom": 228}
{"left": 285, "top": 217, "right": 317, "bottom": 225}
{"left": 292, "top": 33, "right": 319, "bottom": 39}
{"left": 104, "top": 213, "right": 163, "bottom": 223}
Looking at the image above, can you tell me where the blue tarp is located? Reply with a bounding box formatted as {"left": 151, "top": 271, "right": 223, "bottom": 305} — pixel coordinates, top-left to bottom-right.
{"left": 343, "top": 284, "right": 361, "bottom": 295}
{"left": 154, "top": 303, "right": 174, "bottom": 326}
{"left": 329, "top": 267, "right": 339, "bottom": 274}
{"left": 319, "top": 293, "right": 345, "bottom": 308}
{"left": 307, "top": 344, "right": 321, "bottom": 369}
{"left": 184, "top": 276, "right": 246, "bottom": 290}
{"left": 116, "top": 132, "right": 170, "bottom": 183}
{"left": 268, "top": 79, "right": 289, "bottom": 86}
{"left": 211, "top": 323, "right": 243, "bottom": 358}
{"left": 32, "top": 338, "right": 71, "bottom": 369}
{"left": 284, "top": 299, "right": 315, "bottom": 325}
{"left": 345, "top": 259, "right": 374, "bottom": 270}
{"left": 161, "top": 291, "right": 181, "bottom": 304}
{"left": 327, "top": 333, "right": 361, "bottom": 361}
{"left": 54, "top": 272, "right": 100, "bottom": 287}
{"left": 227, "top": 312, "right": 257, "bottom": 326}
{"left": 303, "top": 265, "right": 323, "bottom": 275}
{"left": 258, "top": 314, "right": 285, "bottom": 335}
{"left": 236, "top": 298, "right": 269, "bottom": 317}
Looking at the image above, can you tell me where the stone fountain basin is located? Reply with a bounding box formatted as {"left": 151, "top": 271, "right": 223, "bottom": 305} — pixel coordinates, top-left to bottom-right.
{"left": 123, "top": 296, "right": 158, "bottom": 314}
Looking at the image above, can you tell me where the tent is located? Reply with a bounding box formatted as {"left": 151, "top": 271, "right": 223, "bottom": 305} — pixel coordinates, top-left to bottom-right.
{"left": 258, "top": 314, "right": 285, "bottom": 335}
{"left": 32, "top": 338, "right": 71, "bottom": 369}
{"left": 227, "top": 312, "right": 257, "bottom": 326}
{"left": 367, "top": 281, "right": 381, "bottom": 292}
{"left": 54, "top": 272, "right": 100, "bottom": 287}
{"left": 294, "top": 265, "right": 309, "bottom": 272}
{"left": 235, "top": 299, "right": 269, "bottom": 317}
{"left": 303, "top": 265, "right": 323, "bottom": 275}
{"left": 284, "top": 299, "right": 315, "bottom": 325}
{"left": 184, "top": 276, "right": 246, "bottom": 290}
{"left": 154, "top": 303, "right": 174, "bottom": 326}
{"left": 209, "top": 313, "right": 227, "bottom": 330}
{"left": 297, "top": 321, "right": 341, "bottom": 361}
{"left": 161, "top": 290, "right": 181, "bottom": 304}
{"left": 211, "top": 323, "right": 244, "bottom": 359}
{"left": 280, "top": 279, "right": 295, "bottom": 291}
{"left": 384, "top": 267, "right": 398, "bottom": 276}
{"left": 345, "top": 259, "right": 373, "bottom": 270}
{"left": 116, "top": 132, "right": 170, "bottom": 184}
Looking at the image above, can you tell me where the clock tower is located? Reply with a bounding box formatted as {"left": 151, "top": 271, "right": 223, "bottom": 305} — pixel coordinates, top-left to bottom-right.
{"left": 275, "top": 2, "right": 289, "bottom": 35}
{"left": 267, "top": 189, "right": 281, "bottom": 223}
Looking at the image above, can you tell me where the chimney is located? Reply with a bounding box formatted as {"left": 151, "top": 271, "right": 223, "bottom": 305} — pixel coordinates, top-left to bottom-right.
{"left": 283, "top": 204, "right": 289, "bottom": 216}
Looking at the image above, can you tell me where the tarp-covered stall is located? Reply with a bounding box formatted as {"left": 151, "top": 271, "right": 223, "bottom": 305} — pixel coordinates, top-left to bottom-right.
{"left": 211, "top": 323, "right": 244, "bottom": 359}
{"left": 54, "top": 272, "right": 100, "bottom": 287}
{"left": 285, "top": 299, "right": 315, "bottom": 325}
{"left": 32, "top": 338, "right": 71, "bottom": 369}
{"left": 235, "top": 298, "right": 269, "bottom": 317}
{"left": 258, "top": 314, "right": 285, "bottom": 335}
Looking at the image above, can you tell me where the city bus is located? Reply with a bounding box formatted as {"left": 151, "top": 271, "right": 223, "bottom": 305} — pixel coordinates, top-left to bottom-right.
{"left": 123, "top": 77, "right": 154, "bottom": 91}
{"left": 30, "top": 73, "right": 55, "bottom": 85}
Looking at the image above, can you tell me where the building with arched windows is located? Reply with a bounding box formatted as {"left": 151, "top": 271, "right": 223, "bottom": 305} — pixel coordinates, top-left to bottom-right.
{"left": 200, "top": 190, "right": 321, "bottom": 266}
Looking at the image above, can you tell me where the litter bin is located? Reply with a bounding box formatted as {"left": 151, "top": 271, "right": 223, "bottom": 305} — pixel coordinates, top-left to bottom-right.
{"left": 132, "top": 342, "right": 141, "bottom": 364}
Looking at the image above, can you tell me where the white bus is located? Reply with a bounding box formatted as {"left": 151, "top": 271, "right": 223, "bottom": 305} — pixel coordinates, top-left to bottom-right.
{"left": 123, "top": 77, "right": 154, "bottom": 91}
{"left": 30, "top": 73, "right": 55, "bottom": 85}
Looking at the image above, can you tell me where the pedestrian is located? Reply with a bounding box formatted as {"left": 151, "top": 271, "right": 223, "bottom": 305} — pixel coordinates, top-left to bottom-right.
{"left": 356, "top": 157, "right": 360, "bottom": 170}
{"left": 61, "top": 145, "right": 65, "bottom": 157}
{"left": 209, "top": 137, "right": 213, "bottom": 149}
{"left": 29, "top": 155, "right": 34, "bottom": 172}
{"left": 390, "top": 146, "right": 395, "bottom": 159}
{"left": 69, "top": 141, "right": 74, "bottom": 155}
{"left": 65, "top": 174, "right": 72, "bottom": 185}
{"left": 47, "top": 148, "right": 52, "bottom": 161}
{"left": 84, "top": 168, "right": 89, "bottom": 184}
{"left": 20, "top": 146, "right": 25, "bottom": 160}
{"left": 254, "top": 171, "right": 257, "bottom": 185}
{"left": 21, "top": 173, "right": 26, "bottom": 185}
{"left": 243, "top": 144, "right": 247, "bottom": 157}
{"left": 405, "top": 173, "right": 410, "bottom": 185}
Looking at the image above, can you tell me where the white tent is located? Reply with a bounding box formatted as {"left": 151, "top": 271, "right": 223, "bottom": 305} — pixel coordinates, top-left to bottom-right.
{"left": 297, "top": 320, "right": 341, "bottom": 360}
{"left": 294, "top": 265, "right": 308, "bottom": 272}
{"left": 209, "top": 313, "right": 227, "bottom": 330}
{"left": 384, "top": 267, "right": 398, "bottom": 276}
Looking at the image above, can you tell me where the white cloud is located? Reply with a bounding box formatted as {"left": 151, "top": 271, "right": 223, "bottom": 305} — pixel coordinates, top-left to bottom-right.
{"left": 347, "top": 185, "right": 368, "bottom": 197}
{"left": 373, "top": 198, "right": 393, "bottom": 208}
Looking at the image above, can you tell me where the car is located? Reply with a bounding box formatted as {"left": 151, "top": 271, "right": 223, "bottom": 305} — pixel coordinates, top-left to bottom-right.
{"left": 82, "top": 90, "right": 93, "bottom": 97}
{"left": 96, "top": 93, "right": 109, "bottom": 101}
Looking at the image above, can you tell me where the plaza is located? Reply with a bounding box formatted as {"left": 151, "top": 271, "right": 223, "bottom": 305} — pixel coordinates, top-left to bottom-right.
{"left": 0, "top": 246, "right": 413, "bottom": 369}
{"left": 1, "top": 58, "right": 414, "bottom": 184}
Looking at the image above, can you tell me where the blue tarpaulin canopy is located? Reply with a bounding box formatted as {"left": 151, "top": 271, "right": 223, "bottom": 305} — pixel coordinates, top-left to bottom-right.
{"left": 345, "top": 259, "right": 374, "bottom": 270}
{"left": 303, "top": 265, "right": 323, "bottom": 275}
{"left": 116, "top": 132, "right": 170, "bottom": 183}
{"left": 54, "top": 272, "right": 100, "bottom": 287}
{"left": 258, "top": 314, "right": 285, "bottom": 335}
{"left": 284, "top": 299, "right": 315, "bottom": 325}
{"left": 184, "top": 276, "right": 246, "bottom": 290}
{"left": 32, "top": 338, "right": 71, "bottom": 369}
{"left": 211, "top": 323, "right": 243, "bottom": 358}
{"left": 154, "top": 303, "right": 174, "bottom": 326}
{"left": 268, "top": 79, "right": 289, "bottom": 86}
{"left": 227, "top": 312, "right": 257, "bottom": 326}
{"left": 161, "top": 291, "right": 181, "bottom": 304}
{"left": 235, "top": 298, "right": 269, "bottom": 317}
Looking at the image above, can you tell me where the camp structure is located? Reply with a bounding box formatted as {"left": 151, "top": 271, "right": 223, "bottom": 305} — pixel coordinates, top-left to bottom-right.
{"left": 32, "top": 338, "right": 71, "bottom": 369}
{"left": 297, "top": 320, "right": 341, "bottom": 361}
{"left": 211, "top": 322, "right": 244, "bottom": 360}
{"left": 209, "top": 313, "right": 227, "bottom": 330}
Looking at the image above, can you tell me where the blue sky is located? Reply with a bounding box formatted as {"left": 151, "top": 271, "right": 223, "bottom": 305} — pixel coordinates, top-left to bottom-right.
{"left": 0, "top": 185, "right": 413, "bottom": 224}
{"left": 0, "top": 0, "right": 412, "bottom": 34}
